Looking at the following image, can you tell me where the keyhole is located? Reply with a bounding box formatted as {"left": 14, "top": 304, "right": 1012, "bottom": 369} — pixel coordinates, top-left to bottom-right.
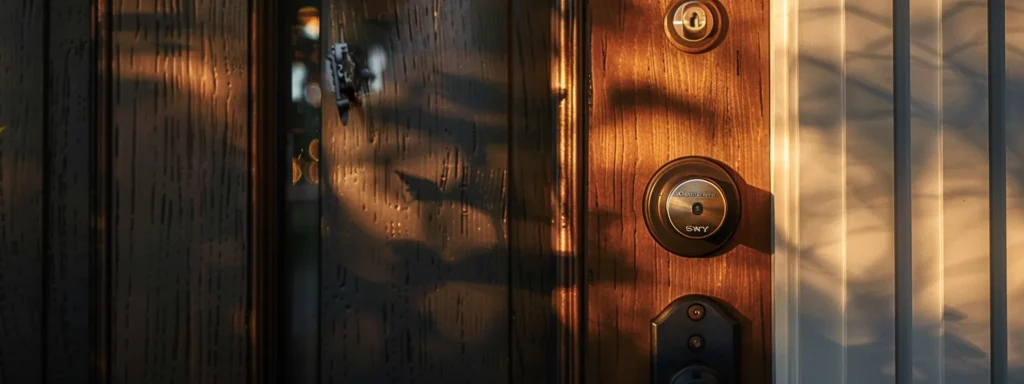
{"left": 667, "top": 0, "right": 722, "bottom": 50}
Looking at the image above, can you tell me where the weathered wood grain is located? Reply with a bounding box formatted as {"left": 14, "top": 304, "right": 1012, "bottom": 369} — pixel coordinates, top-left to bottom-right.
{"left": 584, "top": 0, "right": 771, "bottom": 382}
{"left": 509, "top": 0, "right": 561, "bottom": 381}
{"left": 320, "top": 0, "right": 510, "bottom": 382}
{"left": 107, "top": 0, "right": 251, "bottom": 381}
{"left": 0, "top": 0, "right": 46, "bottom": 380}
{"left": 46, "top": 0, "right": 96, "bottom": 381}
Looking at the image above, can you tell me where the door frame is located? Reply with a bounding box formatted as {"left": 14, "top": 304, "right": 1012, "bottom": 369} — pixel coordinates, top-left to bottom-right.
{"left": 769, "top": 0, "right": 798, "bottom": 381}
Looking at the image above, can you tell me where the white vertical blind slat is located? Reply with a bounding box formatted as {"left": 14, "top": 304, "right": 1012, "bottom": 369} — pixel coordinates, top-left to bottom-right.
{"left": 1005, "top": 0, "right": 1024, "bottom": 379}
{"left": 844, "top": 0, "right": 897, "bottom": 380}
{"left": 795, "top": 0, "right": 847, "bottom": 381}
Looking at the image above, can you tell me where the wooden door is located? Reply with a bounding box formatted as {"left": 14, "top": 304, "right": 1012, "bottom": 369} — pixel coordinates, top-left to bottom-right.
{"left": 583, "top": 0, "right": 772, "bottom": 383}
{"left": 302, "top": 0, "right": 771, "bottom": 382}
{"left": 304, "top": 0, "right": 578, "bottom": 382}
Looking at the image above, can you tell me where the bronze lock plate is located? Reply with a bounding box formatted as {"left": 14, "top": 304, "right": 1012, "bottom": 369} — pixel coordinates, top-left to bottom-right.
{"left": 643, "top": 156, "right": 741, "bottom": 257}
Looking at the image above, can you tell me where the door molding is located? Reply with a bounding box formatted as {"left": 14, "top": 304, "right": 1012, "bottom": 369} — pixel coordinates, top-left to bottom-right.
{"left": 770, "top": 0, "right": 799, "bottom": 380}
{"left": 553, "top": 0, "right": 586, "bottom": 382}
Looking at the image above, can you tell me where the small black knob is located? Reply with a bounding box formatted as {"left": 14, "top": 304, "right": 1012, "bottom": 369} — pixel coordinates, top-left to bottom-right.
{"left": 687, "top": 304, "right": 706, "bottom": 321}
{"left": 687, "top": 335, "right": 705, "bottom": 352}
{"left": 692, "top": 202, "right": 704, "bottom": 215}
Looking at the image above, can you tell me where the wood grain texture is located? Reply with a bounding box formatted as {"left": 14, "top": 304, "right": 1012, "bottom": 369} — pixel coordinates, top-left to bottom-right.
{"left": 584, "top": 0, "right": 771, "bottom": 383}
{"left": 320, "top": 1, "right": 510, "bottom": 382}
{"left": 509, "top": 0, "right": 562, "bottom": 381}
{"left": 0, "top": 0, "right": 46, "bottom": 381}
{"left": 107, "top": 0, "right": 251, "bottom": 381}
{"left": 47, "top": 0, "right": 96, "bottom": 381}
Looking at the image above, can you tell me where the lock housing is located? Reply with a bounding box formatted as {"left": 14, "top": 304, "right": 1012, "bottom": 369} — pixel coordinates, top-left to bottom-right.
{"left": 652, "top": 295, "right": 740, "bottom": 384}
{"left": 664, "top": 0, "right": 728, "bottom": 53}
{"left": 643, "top": 156, "right": 741, "bottom": 257}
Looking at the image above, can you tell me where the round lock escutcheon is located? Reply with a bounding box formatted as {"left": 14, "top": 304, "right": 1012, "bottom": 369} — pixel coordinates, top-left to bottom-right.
{"left": 664, "top": 0, "right": 728, "bottom": 53}
{"left": 643, "top": 157, "right": 741, "bottom": 257}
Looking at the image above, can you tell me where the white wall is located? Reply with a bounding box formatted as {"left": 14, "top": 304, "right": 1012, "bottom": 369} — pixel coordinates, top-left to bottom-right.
{"left": 771, "top": 0, "right": 1024, "bottom": 382}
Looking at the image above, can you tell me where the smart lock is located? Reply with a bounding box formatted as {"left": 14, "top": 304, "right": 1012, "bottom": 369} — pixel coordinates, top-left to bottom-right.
{"left": 652, "top": 295, "right": 740, "bottom": 384}
{"left": 643, "top": 156, "right": 741, "bottom": 257}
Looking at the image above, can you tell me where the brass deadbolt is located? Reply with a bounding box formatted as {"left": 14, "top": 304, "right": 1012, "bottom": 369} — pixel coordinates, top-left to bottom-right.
{"left": 664, "top": 0, "right": 727, "bottom": 53}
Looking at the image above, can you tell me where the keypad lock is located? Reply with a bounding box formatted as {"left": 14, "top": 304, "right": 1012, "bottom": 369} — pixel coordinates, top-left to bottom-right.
{"left": 652, "top": 295, "right": 740, "bottom": 384}
{"left": 643, "top": 156, "right": 741, "bottom": 257}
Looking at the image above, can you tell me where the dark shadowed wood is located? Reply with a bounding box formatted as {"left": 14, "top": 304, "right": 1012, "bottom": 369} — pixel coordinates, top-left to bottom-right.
{"left": 509, "top": 0, "right": 559, "bottom": 382}
{"left": 249, "top": 0, "right": 282, "bottom": 380}
{"left": 584, "top": 0, "right": 771, "bottom": 383}
{"left": 47, "top": 0, "right": 96, "bottom": 381}
{"left": 107, "top": 0, "right": 251, "bottom": 381}
{"left": 0, "top": 0, "right": 46, "bottom": 381}
{"left": 320, "top": 0, "right": 510, "bottom": 382}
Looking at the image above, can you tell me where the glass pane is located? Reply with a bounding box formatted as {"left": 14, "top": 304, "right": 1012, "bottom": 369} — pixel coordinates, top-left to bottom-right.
{"left": 281, "top": 2, "right": 321, "bottom": 382}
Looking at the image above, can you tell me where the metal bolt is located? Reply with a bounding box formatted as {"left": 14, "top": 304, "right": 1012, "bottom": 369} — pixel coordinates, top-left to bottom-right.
{"left": 687, "top": 303, "right": 706, "bottom": 321}
{"left": 687, "top": 335, "right": 705, "bottom": 352}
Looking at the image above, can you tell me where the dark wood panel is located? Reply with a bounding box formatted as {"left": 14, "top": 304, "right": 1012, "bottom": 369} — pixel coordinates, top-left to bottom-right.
{"left": 584, "top": 0, "right": 771, "bottom": 383}
{"left": 248, "top": 0, "right": 283, "bottom": 380}
{"left": 0, "top": 0, "right": 46, "bottom": 380}
{"left": 107, "top": 0, "right": 251, "bottom": 381}
{"left": 47, "top": 0, "right": 96, "bottom": 381}
{"left": 508, "top": 0, "right": 566, "bottom": 382}
{"left": 320, "top": 1, "right": 510, "bottom": 382}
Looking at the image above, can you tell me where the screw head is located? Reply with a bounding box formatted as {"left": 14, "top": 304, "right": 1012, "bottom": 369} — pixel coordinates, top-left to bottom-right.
{"left": 687, "top": 303, "right": 706, "bottom": 321}
{"left": 687, "top": 335, "right": 706, "bottom": 352}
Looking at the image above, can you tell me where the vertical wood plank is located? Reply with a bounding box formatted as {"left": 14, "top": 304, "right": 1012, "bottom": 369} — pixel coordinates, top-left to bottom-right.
{"left": 0, "top": 0, "right": 45, "bottom": 381}
{"left": 47, "top": 0, "right": 95, "bottom": 380}
{"left": 585, "top": 0, "right": 771, "bottom": 382}
{"left": 108, "top": 0, "right": 251, "bottom": 381}
{"left": 910, "top": 0, "right": 992, "bottom": 381}
{"left": 510, "top": 0, "right": 560, "bottom": 381}
{"left": 320, "top": 1, "right": 510, "bottom": 382}
{"left": 843, "top": 0, "right": 896, "bottom": 381}
{"left": 793, "top": 0, "right": 845, "bottom": 381}
{"left": 1006, "top": 0, "right": 1024, "bottom": 379}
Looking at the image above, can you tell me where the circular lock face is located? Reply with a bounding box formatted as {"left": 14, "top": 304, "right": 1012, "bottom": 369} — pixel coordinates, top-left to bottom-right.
{"left": 666, "top": 179, "right": 727, "bottom": 239}
{"left": 664, "top": 0, "right": 728, "bottom": 54}
{"left": 643, "top": 156, "right": 741, "bottom": 257}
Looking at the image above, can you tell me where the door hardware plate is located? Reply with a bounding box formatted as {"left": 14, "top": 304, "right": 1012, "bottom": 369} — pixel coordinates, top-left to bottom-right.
{"left": 643, "top": 156, "right": 741, "bottom": 257}
{"left": 652, "top": 295, "right": 740, "bottom": 384}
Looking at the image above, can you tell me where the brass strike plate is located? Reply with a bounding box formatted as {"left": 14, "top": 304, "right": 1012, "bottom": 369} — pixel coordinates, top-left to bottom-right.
{"left": 643, "top": 156, "right": 741, "bottom": 257}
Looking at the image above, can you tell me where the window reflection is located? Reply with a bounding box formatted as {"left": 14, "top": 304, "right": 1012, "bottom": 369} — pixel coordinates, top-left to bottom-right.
{"left": 282, "top": 2, "right": 321, "bottom": 383}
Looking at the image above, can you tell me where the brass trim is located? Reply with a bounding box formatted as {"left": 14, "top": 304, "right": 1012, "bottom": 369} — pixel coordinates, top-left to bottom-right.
{"left": 663, "top": 0, "right": 729, "bottom": 54}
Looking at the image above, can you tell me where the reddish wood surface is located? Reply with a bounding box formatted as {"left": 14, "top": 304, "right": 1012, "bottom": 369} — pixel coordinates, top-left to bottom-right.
{"left": 585, "top": 0, "right": 772, "bottom": 382}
